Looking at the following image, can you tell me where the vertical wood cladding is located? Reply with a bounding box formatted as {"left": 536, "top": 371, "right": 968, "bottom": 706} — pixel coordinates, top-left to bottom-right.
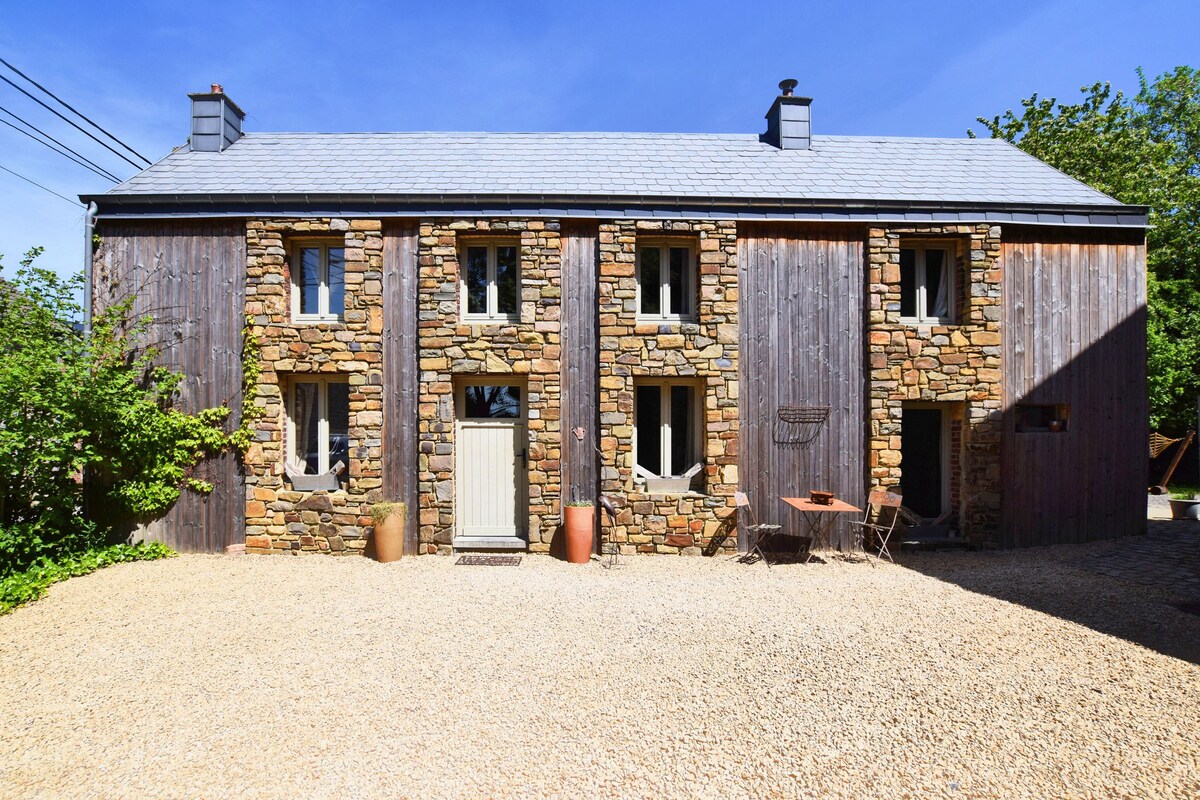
{"left": 560, "top": 223, "right": 600, "bottom": 511}
{"left": 94, "top": 220, "right": 247, "bottom": 553}
{"left": 1001, "top": 227, "right": 1147, "bottom": 547}
{"left": 383, "top": 221, "right": 420, "bottom": 554}
{"left": 738, "top": 224, "right": 866, "bottom": 548}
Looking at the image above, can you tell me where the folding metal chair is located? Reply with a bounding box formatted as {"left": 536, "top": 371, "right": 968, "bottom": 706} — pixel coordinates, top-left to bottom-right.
{"left": 734, "top": 491, "right": 782, "bottom": 567}
{"left": 848, "top": 490, "right": 903, "bottom": 566}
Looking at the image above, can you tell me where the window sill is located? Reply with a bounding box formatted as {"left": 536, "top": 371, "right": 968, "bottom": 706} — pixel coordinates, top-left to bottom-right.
{"left": 462, "top": 316, "right": 521, "bottom": 326}
{"left": 636, "top": 316, "right": 698, "bottom": 325}
{"left": 292, "top": 315, "right": 344, "bottom": 325}
{"left": 633, "top": 487, "right": 708, "bottom": 499}
{"left": 899, "top": 317, "right": 955, "bottom": 326}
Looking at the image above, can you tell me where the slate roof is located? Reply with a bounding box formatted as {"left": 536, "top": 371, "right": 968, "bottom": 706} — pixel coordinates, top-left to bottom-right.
{"left": 100, "top": 131, "right": 1122, "bottom": 209}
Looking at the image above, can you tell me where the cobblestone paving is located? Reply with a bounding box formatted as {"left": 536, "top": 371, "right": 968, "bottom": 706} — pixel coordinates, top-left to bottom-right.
{"left": 1074, "top": 505, "right": 1200, "bottom": 602}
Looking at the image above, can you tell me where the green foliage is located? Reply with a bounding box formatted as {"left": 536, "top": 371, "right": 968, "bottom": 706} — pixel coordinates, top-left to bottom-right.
{"left": 370, "top": 501, "right": 407, "bottom": 525}
{"left": 565, "top": 500, "right": 594, "bottom": 507}
{"left": 0, "top": 541, "right": 173, "bottom": 615}
{"left": 974, "top": 66, "right": 1200, "bottom": 432}
{"left": 0, "top": 248, "right": 251, "bottom": 576}
{"left": 227, "top": 316, "right": 265, "bottom": 454}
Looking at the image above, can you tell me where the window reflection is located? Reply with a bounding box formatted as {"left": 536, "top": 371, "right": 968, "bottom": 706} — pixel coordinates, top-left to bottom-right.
{"left": 463, "top": 385, "right": 522, "bottom": 418}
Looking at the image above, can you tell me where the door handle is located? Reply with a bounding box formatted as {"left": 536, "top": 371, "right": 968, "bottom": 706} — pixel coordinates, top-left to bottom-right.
{"left": 519, "top": 448, "right": 527, "bottom": 468}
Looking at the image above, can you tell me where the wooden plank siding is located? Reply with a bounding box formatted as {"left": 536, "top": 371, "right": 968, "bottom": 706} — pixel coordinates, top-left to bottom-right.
{"left": 1001, "top": 226, "right": 1147, "bottom": 547}
{"left": 94, "top": 220, "right": 247, "bottom": 553}
{"left": 382, "top": 221, "right": 421, "bottom": 554}
{"left": 560, "top": 223, "right": 600, "bottom": 529}
{"left": 738, "top": 224, "right": 867, "bottom": 548}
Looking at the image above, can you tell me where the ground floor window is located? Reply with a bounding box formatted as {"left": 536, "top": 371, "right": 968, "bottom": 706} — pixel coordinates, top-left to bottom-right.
{"left": 288, "top": 378, "right": 349, "bottom": 478}
{"left": 634, "top": 380, "right": 702, "bottom": 479}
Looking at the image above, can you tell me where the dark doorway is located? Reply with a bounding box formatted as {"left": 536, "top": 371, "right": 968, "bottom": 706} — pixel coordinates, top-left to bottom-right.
{"left": 901, "top": 408, "right": 944, "bottom": 518}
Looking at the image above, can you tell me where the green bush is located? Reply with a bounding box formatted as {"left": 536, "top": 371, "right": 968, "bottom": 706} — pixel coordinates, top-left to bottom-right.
{"left": 0, "top": 541, "right": 174, "bottom": 614}
{"left": 1, "top": 247, "right": 243, "bottom": 577}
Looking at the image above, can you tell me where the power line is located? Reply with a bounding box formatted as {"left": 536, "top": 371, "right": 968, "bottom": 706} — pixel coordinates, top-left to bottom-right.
{"left": 0, "top": 57, "right": 152, "bottom": 166}
{"left": 0, "top": 163, "right": 83, "bottom": 207}
{"left": 0, "top": 105, "right": 120, "bottom": 182}
{"left": 0, "top": 73, "right": 146, "bottom": 171}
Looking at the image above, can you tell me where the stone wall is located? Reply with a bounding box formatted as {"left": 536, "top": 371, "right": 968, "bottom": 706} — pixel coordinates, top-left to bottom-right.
{"left": 416, "top": 219, "right": 562, "bottom": 553}
{"left": 596, "top": 220, "right": 740, "bottom": 554}
{"left": 243, "top": 218, "right": 385, "bottom": 554}
{"left": 866, "top": 224, "right": 1003, "bottom": 542}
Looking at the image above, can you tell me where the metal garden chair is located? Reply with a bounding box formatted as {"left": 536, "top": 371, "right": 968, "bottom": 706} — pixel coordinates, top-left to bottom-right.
{"left": 848, "top": 490, "right": 903, "bottom": 566}
{"left": 734, "top": 491, "right": 782, "bottom": 567}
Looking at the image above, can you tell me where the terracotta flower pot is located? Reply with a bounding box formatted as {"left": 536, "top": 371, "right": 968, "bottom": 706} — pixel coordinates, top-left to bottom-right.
{"left": 372, "top": 503, "right": 407, "bottom": 563}
{"left": 564, "top": 505, "right": 595, "bottom": 564}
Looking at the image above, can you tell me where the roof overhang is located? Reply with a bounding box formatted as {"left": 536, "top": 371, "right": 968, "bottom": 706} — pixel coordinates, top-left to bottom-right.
{"left": 80, "top": 192, "right": 1150, "bottom": 228}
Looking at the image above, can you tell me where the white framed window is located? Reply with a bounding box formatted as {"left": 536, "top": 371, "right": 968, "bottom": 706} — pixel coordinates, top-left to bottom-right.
{"left": 899, "top": 244, "right": 954, "bottom": 324}
{"left": 286, "top": 377, "right": 350, "bottom": 479}
{"left": 460, "top": 241, "right": 520, "bottom": 322}
{"left": 291, "top": 242, "right": 346, "bottom": 322}
{"left": 636, "top": 241, "right": 696, "bottom": 322}
{"left": 633, "top": 379, "right": 702, "bottom": 479}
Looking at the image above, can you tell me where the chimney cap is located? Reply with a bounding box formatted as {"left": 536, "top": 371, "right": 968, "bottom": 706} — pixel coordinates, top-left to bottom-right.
{"left": 778, "top": 78, "right": 799, "bottom": 97}
{"left": 187, "top": 85, "right": 245, "bottom": 119}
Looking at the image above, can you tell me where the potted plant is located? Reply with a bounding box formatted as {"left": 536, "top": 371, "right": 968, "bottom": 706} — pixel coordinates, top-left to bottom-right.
{"left": 564, "top": 500, "right": 595, "bottom": 564}
{"left": 371, "top": 501, "right": 407, "bottom": 563}
{"left": 1168, "top": 492, "right": 1200, "bottom": 521}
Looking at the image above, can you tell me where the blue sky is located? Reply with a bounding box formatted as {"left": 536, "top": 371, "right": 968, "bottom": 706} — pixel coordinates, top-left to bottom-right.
{"left": 1, "top": 0, "right": 1197, "bottom": 279}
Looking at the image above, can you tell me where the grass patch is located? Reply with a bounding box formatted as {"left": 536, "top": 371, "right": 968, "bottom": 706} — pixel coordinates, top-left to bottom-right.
{"left": 1168, "top": 484, "right": 1200, "bottom": 500}
{"left": 0, "top": 542, "right": 174, "bottom": 615}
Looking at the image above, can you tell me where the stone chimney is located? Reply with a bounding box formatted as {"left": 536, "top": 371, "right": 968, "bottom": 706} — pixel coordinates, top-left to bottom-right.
{"left": 763, "top": 79, "right": 812, "bottom": 150}
{"left": 188, "top": 84, "right": 245, "bottom": 152}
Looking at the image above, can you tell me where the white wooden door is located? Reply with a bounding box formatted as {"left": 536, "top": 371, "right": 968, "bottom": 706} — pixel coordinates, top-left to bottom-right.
{"left": 455, "top": 383, "right": 527, "bottom": 546}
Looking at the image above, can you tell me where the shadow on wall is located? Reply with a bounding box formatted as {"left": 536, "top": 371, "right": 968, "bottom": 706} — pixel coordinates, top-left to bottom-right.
{"left": 999, "top": 236, "right": 1147, "bottom": 548}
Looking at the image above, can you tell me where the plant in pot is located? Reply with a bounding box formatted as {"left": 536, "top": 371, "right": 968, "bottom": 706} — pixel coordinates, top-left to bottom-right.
{"left": 371, "top": 502, "right": 407, "bottom": 563}
{"left": 564, "top": 500, "right": 595, "bottom": 564}
{"left": 1168, "top": 491, "right": 1200, "bottom": 521}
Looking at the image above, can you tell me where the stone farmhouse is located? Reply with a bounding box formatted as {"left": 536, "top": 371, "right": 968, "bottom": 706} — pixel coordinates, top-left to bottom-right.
{"left": 83, "top": 81, "right": 1149, "bottom": 556}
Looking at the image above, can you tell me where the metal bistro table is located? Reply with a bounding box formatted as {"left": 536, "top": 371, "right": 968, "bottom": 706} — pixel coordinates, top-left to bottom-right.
{"left": 780, "top": 497, "right": 863, "bottom": 562}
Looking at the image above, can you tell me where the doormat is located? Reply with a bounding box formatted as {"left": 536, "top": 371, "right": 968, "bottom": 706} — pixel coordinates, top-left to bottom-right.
{"left": 455, "top": 554, "right": 522, "bottom": 567}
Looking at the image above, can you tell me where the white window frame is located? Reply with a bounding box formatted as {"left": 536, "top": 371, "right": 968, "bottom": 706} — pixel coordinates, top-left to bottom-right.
{"left": 899, "top": 243, "right": 955, "bottom": 325}
{"left": 632, "top": 379, "right": 703, "bottom": 480}
{"left": 286, "top": 376, "right": 348, "bottom": 475}
{"left": 459, "top": 240, "right": 521, "bottom": 323}
{"left": 290, "top": 240, "right": 345, "bottom": 322}
{"left": 636, "top": 241, "right": 696, "bottom": 323}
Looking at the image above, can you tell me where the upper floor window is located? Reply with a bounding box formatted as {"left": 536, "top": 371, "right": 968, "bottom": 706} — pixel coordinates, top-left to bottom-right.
{"left": 899, "top": 244, "right": 953, "bottom": 324}
{"left": 461, "top": 241, "right": 519, "bottom": 322}
{"left": 292, "top": 242, "right": 345, "bottom": 321}
{"left": 637, "top": 242, "right": 695, "bottom": 322}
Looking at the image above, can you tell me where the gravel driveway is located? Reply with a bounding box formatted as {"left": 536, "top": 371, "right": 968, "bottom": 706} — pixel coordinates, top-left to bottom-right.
{"left": 2, "top": 546, "right": 1199, "bottom": 799}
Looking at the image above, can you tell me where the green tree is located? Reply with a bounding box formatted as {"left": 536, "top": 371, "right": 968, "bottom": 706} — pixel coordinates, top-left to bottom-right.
{"left": 974, "top": 66, "right": 1200, "bottom": 432}
{"left": 0, "top": 248, "right": 237, "bottom": 575}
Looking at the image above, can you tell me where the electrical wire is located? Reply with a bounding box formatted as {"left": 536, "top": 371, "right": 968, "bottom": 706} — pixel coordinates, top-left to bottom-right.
{"left": 0, "top": 73, "right": 146, "bottom": 171}
{"left": 0, "top": 106, "right": 120, "bottom": 182}
{"left": 0, "top": 163, "right": 83, "bottom": 207}
{"left": 0, "top": 57, "right": 151, "bottom": 166}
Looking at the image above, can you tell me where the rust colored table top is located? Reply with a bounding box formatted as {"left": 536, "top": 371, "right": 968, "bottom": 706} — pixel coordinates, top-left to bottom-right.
{"left": 780, "top": 497, "right": 862, "bottom": 514}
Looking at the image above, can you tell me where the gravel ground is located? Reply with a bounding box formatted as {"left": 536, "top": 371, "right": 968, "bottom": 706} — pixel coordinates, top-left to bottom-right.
{"left": 2, "top": 548, "right": 1199, "bottom": 799}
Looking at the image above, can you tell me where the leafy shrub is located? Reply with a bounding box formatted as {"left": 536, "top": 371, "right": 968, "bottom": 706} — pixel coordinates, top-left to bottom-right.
{"left": 0, "top": 247, "right": 243, "bottom": 576}
{"left": 0, "top": 541, "right": 173, "bottom": 615}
